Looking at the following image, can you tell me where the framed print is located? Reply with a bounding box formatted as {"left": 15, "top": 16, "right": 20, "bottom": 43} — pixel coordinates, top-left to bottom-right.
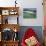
{"left": 9, "top": 10, "right": 17, "bottom": 15}
{"left": 23, "top": 8, "right": 37, "bottom": 19}
{"left": 2, "top": 10, "right": 9, "bottom": 15}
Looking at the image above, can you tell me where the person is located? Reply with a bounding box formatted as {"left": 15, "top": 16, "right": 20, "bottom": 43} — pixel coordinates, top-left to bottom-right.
{"left": 21, "top": 28, "right": 41, "bottom": 46}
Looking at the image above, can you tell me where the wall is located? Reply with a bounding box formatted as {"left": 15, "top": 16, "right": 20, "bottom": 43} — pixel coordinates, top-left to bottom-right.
{"left": 0, "top": 0, "right": 43, "bottom": 26}
{"left": 44, "top": 16, "right": 46, "bottom": 27}
{"left": 18, "top": 0, "right": 43, "bottom": 26}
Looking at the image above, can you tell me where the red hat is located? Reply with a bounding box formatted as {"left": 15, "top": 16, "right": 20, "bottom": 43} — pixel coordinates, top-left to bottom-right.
{"left": 22, "top": 28, "right": 36, "bottom": 44}
{"left": 24, "top": 28, "right": 36, "bottom": 39}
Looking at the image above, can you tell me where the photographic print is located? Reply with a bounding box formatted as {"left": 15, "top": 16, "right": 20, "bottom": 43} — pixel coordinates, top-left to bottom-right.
{"left": 23, "top": 8, "right": 37, "bottom": 18}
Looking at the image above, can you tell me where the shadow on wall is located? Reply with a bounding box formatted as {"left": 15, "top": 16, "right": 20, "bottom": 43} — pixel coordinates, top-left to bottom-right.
{"left": 18, "top": 26, "right": 43, "bottom": 44}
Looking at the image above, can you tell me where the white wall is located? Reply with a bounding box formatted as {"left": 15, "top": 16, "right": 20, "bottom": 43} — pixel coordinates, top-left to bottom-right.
{"left": 0, "top": 0, "right": 43, "bottom": 26}
{"left": 18, "top": 0, "right": 43, "bottom": 26}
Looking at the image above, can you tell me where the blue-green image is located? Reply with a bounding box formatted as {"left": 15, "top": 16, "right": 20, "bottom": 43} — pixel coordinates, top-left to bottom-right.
{"left": 23, "top": 8, "right": 37, "bottom": 18}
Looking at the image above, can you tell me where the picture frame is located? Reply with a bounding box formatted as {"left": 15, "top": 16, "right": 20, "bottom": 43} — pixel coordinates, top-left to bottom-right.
{"left": 9, "top": 10, "right": 17, "bottom": 15}
{"left": 2, "top": 10, "right": 9, "bottom": 15}
{"left": 23, "top": 8, "right": 37, "bottom": 19}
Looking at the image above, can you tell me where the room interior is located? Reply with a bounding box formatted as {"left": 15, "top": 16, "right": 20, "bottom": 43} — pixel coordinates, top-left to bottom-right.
{"left": 0, "top": 0, "right": 45, "bottom": 46}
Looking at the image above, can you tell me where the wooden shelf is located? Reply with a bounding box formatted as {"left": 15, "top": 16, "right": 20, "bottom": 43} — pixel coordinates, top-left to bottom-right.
{"left": 2, "top": 40, "right": 19, "bottom": 42}
{"left": 0, "top": 40, "right": 19, "bottom": 46}
{"left": 0, "top": 7, "right": 19, "bottom": 24}
{"left": 0, "top": 24, "right": 20, "bottom": 32}
{"left": 0, "top": 7, "right": 19, "bottom": 46}
{"left": 0, "top": 7, "right": 19, "bottom": 10}
{"left": 0, "top": 7, "right": 19, "bottom": 15}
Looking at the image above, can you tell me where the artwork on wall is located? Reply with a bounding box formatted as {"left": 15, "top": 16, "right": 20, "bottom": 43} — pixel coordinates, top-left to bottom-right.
{"left": 2, "top": 10, "right": 9, "bottom": 15}
{"left": 23, "top": 8, "right": 37, "bottom": 19}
